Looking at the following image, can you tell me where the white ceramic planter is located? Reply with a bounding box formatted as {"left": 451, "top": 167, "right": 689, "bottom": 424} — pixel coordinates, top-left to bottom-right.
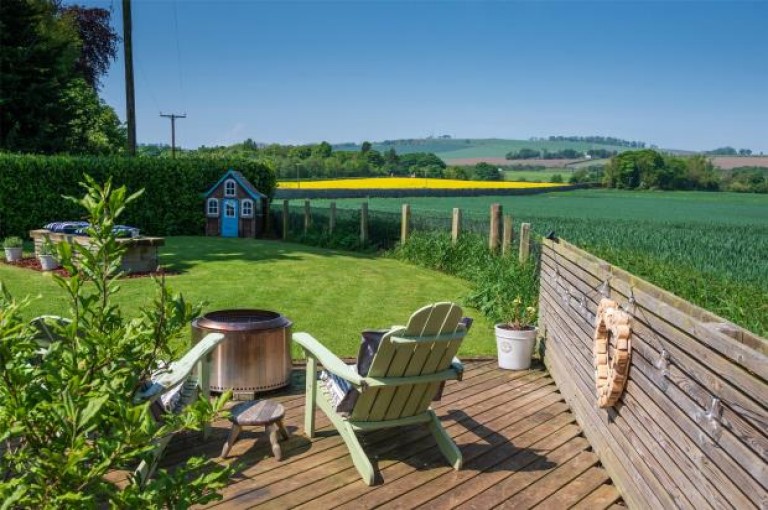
{"left": 4, "top": 247, "right": 22, "bottom": 263}
{"left": 494, "top": 324, "right": 538, "bottom": 370}
{"left": 38, "top": 254, "right": 59, "bottom": 271}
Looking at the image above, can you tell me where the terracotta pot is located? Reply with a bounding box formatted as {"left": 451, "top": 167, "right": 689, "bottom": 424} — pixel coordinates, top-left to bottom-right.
{"left": 494, "top": 324, "right": 538, "bottom": 370}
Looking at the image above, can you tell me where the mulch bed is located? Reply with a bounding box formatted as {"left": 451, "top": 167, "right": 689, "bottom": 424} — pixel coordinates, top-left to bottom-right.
{"left": 1, "top": 257, "right": 178, "bottom": 279}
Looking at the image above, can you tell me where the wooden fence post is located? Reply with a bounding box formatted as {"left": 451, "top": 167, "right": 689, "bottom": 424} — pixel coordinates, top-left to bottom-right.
{"left": 282, "top": 200, "right": 289, "bottom": 241}
{"left": 360, "top": 202, "right": 369, "bottom": 244}
{"left": 519, "top": 222, "right": 531, "bottom": 263}
{"left": 304, "top": 200, "right": 311, "bottom": 234}
{"left": 489, "top": 203, "right": 502, "bottom": 252}
{"left": 401, "top": 204, "right": 411, "bottom": 244}
{"left": 502, "top": 215, "right": 513, "bottom": 256}
{"left": 329, "top": 202, "right": 336, "bottom": 235}
{"left": 452, "top": 208, "right": 461, "bottom": 245}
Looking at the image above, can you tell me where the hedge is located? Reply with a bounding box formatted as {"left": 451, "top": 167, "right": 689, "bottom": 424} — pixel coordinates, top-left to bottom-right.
{"left": 0, "top": 154, "right": 276, "bottom": 238}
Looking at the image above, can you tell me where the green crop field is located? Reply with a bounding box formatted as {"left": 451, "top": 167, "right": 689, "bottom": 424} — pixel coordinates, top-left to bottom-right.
{"left": 312, "top": 190, "right": 768, "bottom": 337}
{"left": 501, "top": 170, "right": 573, "bottom": 182}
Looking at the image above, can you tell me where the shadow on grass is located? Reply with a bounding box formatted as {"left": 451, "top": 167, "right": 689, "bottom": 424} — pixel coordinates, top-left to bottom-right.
{"left": 158, "top": 236, "right": 381, "bottom": 274}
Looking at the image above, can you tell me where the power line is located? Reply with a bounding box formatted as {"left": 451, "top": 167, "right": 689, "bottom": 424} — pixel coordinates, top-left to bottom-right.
{"left": 160, "top": 113, "right": 186, "bottom": 158}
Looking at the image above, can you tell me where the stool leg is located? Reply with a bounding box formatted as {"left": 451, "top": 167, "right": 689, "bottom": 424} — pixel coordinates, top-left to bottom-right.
{"left": 268, "top": 423, "right": 283, "bottom": 461}
{"left": 277, "top": 419, "right": 289, "bottom": 441}
{"left": 221, "top": 424, "right": 242, "bottom": 458}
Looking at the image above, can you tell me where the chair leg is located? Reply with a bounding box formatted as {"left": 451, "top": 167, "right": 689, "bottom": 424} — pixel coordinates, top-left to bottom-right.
{"left": 220, "top": 424, "right": 242, "bottom": 458}
{"left": 428, "top": 410, "right": 462, "bottom": 470}
{"left": 305, "top": 355, "right": 318, "bottom": 438}
{"left": 336, "top": 421, "right": 375, "bottom": 486}
{"left": 135, "top": 434, "right": 174, "bottom": 488}
{"left": 268, "top": 423, "right": 283, "bottom": 461}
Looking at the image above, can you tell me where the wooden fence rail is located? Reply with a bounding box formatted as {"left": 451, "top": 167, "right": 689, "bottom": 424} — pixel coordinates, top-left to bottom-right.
{"left": 276, "top": 201, "right": 532, "bottom": 262}
{"left": 539, "top": 238, "right": 768, "bottom": 509}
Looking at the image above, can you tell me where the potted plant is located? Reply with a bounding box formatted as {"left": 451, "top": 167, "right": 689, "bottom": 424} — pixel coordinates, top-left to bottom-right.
{"left": 3, "top": 236, "right": 23, "bottom": 263}
{"left": 494, "top": 296, "right": 538, "bottom": 370}
{"left": 37, "top": 240, "right": 59, "bottom": 271}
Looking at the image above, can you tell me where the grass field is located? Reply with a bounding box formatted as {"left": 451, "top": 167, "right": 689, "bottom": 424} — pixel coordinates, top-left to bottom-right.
{"left": 501, "top": 170, "right": 573, "bottom": 182}
{"left": 0, "top": 237, "right": 496, "bottom": 357}
{"left": 312, "top": 190, "right": 768, "bottom": 337}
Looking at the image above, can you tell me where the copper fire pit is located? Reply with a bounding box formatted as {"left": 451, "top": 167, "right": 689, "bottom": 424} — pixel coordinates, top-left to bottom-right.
{"left": 191, "top": 309, "right": 292, "bottom": 400}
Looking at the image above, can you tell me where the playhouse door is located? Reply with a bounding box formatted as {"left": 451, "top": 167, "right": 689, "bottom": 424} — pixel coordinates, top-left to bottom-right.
{"left": 222, "top": 199, "right": 239, "bottom": 237}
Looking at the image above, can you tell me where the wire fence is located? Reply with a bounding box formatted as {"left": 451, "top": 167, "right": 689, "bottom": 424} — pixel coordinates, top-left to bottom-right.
{"left": 269, "top": 199, "right": 534, "bottom": 259}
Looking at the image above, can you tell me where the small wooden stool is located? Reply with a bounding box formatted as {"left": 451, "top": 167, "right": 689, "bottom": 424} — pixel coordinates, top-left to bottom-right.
{"left": 221, "top": 400, "right": 289, "bottom": 460}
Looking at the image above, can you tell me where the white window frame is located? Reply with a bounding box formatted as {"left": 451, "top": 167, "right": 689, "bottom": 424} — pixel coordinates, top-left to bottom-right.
{"left": 241, "top": 199, "right": 254, "bottom": 218}
{"left": 224, "top": 179, "right": 236, "bottom": 197}
{"left": 207, "top": 198, "right": 219, "bottom": 217}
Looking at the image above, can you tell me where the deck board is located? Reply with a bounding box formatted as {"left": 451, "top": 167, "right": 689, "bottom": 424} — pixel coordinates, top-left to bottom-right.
{"left": 162, "top": 361, "right": 620, "bottom": 509}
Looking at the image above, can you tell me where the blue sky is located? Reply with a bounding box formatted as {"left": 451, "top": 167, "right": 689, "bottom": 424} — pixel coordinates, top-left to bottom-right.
{"left": 84, "top": 1, "right": 767, "bottom": 152}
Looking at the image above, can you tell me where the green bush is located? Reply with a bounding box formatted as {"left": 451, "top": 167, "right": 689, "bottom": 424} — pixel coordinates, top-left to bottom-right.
{"left": 391, "top": 232, "right": 540, "bottom": 326}
{"left": 0, "top": 154, "right": 276, "bottom": 238}
{"left": 0, "top": 177, "right": 232, "bottom": 506}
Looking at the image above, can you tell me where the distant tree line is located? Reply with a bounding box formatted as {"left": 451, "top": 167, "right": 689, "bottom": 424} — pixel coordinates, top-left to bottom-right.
{"left": 545, "top": 136, "right": 646, "bottom": 148}
{"left": 505, "top": 148, "right": 617, "bottom": 160}
{"left": 604, "top": 150, "right": 766, "bottom": 193}
{"left": 706, "top": 147, "right": 753, "bottom": 156}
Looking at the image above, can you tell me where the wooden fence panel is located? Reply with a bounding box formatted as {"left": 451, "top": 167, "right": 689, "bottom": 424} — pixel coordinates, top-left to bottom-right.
{"left": 540, "top": 238, "right": 768, "bottom": 510}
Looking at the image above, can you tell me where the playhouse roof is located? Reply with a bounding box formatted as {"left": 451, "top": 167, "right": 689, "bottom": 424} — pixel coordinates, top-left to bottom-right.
{"left": 204, "top": 169, "right": 267, "bottom": 200}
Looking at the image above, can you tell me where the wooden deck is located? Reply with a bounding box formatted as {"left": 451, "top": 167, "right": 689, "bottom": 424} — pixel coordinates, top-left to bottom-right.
{"left": 161, "top": 361, "right": 623, "bottom": 509}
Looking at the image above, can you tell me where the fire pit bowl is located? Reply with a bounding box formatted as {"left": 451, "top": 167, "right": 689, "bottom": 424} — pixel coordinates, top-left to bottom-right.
{"left": 191, "top": 309, "right": 293, "bottom": 400}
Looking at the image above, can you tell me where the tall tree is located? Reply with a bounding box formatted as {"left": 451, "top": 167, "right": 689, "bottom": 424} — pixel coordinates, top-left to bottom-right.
{"left": 0, "top": 0, "right": 123, "bottom": 154}
{"left": 59, "top": 4, "right": 118, "bottom": 90}
{"left": 0, "top": 0, "right": 80, "bottom": 152}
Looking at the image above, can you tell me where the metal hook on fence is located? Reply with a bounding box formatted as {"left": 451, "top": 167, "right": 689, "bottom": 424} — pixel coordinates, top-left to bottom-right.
{"left": 621, "top": 292, "right": 637, "bottom": 317}
{"left": 694, "top": 397, "right": 723, "bottom": 444}
{"left": 653, "top": 348, "right": 670, "bottom": 390}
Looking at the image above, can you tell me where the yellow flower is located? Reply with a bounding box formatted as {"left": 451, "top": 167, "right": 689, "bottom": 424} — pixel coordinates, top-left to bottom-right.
{"left": 277, "top": 177, "right": 567, "bottom": 190}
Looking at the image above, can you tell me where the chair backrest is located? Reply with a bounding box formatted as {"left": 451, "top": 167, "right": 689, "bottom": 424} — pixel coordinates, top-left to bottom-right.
{"left": 350, "top": 302, "right": 466, "bottom": 422}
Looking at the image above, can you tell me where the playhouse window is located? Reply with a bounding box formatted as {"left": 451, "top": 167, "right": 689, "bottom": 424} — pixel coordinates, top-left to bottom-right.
{"left": 241, "top": 199, "right": 253, "bottom": 218}
{"left": 225, "top": 202, "right": 236, "bottom": 218}
{"left": 224, "top": 179, "right": 236, "bottom": 197}
{"left": 207, "top": 198, "right": 219, "bottom": 217}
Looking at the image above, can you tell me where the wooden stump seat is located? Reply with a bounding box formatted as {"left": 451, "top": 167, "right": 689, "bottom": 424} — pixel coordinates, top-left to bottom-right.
{"left": 221, "top": 399, "right": 289, "bottom": 460}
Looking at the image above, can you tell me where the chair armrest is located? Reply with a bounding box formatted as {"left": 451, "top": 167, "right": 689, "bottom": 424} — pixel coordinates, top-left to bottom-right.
{"left": 293, "top": 332, "right": 364, "bottom": 386}
{"left": 133, "top": 332, "right": 225, "bottom": 403}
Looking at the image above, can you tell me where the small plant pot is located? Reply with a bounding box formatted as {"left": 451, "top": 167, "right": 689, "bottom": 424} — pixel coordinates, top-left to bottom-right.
{"left": 38, "top": 254, "right": 59, "bottom": 271}
{"left": 4, "top": 247, "right": 23, "bottom": 263}
{"left": 494, "top": 324, "right": 538, "bottom": 370}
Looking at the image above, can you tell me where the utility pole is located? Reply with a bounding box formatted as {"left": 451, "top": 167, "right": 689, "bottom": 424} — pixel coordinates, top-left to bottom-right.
{"left": 122, "top": 0, "right": 136, "bottom": 156}
{"left": 159, "top": 113, "right": 186, "bottom": 158}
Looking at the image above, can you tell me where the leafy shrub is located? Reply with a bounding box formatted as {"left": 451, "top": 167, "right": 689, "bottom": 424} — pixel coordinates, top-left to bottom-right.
{"left": 2, "top": 236, "right": 22, "bottom": 249}
{"left": 391, "top": 232, "right": 539, "bottom": 325}
{"left": 0, "top": 177, "right": 232, "bottom": 506}
{"left": 0, "top": 153, "right": 276, "bottom": 238}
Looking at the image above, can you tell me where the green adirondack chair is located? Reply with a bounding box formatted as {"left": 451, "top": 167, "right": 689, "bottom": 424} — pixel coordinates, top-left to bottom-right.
{"left": 30, "top": 315, "right": 225, "bottom": 487}
{"left": 293, "top": 302, "right": 467, "bottom": 486}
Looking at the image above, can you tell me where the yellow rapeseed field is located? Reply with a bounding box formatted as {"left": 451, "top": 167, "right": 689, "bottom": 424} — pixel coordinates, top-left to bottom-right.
{"left": 278, "top": 177, "right": 566, "bottom": 189}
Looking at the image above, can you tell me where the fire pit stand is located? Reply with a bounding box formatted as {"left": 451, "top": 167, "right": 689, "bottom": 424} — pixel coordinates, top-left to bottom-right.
{"left": 191, "top": 309, "right": 293, "bottom": 400}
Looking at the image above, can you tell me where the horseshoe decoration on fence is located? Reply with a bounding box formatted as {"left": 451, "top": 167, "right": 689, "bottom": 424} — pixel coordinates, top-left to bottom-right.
{"left": 594, "top": 298, "right": 632, "bottom": 408}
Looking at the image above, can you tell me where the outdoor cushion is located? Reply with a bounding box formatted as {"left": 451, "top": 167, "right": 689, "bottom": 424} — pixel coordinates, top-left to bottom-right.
{"left": 320, "top": 367, "right": 359, "bottom": 414}
{"left": 44, "top": 221, "right": 89, "bottom": 234}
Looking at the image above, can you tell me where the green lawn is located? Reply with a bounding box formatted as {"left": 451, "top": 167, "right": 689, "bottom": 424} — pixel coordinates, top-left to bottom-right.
{"left": 0, "top": 237, "right": 496, "bottom": 357}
